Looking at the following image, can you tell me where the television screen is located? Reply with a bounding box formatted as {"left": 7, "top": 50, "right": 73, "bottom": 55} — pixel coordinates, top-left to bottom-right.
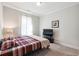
{"left": 43, "top": 29, "right": 53, "bottom": 36}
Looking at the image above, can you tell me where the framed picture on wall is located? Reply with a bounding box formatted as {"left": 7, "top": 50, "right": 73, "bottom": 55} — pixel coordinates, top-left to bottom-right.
{"left": 52, "top": 20, "right": 59, "bottom": 28}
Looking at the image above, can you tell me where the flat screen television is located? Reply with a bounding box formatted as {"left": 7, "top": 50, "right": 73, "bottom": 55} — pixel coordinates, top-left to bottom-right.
{"left": 43, "top": 29, "right": 53, "bottom": 36}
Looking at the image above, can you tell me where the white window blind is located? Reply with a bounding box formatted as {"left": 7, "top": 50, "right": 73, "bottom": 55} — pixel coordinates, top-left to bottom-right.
{"left": 21, "top": 15, "right": 33, "bottom": 36}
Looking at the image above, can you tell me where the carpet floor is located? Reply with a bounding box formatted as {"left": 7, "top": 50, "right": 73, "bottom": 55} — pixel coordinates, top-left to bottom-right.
{"left": 27, "top": 43, "right": 79, "bottom": 56}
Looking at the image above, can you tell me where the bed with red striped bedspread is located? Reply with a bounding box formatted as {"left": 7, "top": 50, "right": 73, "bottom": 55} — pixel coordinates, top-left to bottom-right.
{"left": 0, "top": 36, "right": 41, "bottom": 56}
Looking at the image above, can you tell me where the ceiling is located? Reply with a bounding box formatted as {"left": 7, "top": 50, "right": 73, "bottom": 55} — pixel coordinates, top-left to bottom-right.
{"left": 2, "top": 2, "right": 79, "bottom": 16}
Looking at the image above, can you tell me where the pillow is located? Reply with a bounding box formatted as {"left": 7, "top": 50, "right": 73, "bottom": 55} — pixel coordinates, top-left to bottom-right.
{"left": 3, "top": 37, "right": 12, "bottom": 41}
{"left": 1, "top": 39, "right": 17, "bottom": 51}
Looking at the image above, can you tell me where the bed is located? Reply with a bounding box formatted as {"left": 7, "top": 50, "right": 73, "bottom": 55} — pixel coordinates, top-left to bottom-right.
{"left": 0, "top": 35, "right": 50, "bottom": 56}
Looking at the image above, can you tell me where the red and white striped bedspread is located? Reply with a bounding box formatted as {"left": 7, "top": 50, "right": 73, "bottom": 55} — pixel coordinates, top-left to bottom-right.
{"left": 0, "top": 36, "right": 41, "bottom": 56}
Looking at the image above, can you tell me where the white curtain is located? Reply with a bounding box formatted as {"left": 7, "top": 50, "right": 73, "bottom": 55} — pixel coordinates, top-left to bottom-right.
{"left": 21, "top": 15, "right": 33, "bottom": 36}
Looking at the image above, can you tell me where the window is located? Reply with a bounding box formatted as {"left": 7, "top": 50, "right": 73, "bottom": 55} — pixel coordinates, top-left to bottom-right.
{"left": 21, "top": 15, "right": 33, "bottom": 36}
{"left": 26, "top": 17, "right": 33, "bottom": 35}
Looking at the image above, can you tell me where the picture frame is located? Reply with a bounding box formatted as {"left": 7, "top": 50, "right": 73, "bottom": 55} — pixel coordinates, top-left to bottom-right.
{"left": 52, "top": 20, "right": 59, "bottom": 28}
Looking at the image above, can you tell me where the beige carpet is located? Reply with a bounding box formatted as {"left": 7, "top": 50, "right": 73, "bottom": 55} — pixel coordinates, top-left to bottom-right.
{"left": 28, "top": 43, "right": 79, "bottom": 56}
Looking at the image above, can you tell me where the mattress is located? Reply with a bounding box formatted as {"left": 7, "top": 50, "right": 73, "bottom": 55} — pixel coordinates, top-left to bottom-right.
{"left": 29, "top": 35, "right": 50, "bottom": 48}
{"left": 0, "top": 35, "right": 50, "bottom": 56}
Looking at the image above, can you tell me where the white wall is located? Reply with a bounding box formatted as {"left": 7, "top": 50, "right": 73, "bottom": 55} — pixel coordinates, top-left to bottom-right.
{"left": 40, "top": 4, "right": 79, "bottom": 49}
{"left": 3, "top": 6, "right": 40, "bottom": 36}
{"left": 0, "top": 3, "right": 3, "bottom": 39}
{"left": 3, "top": 6, "right": 21, "bottom": 36}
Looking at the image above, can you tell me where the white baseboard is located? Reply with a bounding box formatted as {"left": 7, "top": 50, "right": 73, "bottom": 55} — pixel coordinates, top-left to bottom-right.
{"left": 55, "top": 40, "right": 79, "bottom": 50}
